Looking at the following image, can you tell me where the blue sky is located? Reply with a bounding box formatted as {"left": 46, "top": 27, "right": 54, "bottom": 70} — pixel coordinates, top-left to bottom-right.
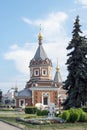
{"left": 0, "top": 0, "right": 87, "bottom": 93}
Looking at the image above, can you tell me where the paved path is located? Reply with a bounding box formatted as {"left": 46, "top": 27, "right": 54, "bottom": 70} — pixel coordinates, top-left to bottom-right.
{"left": 0, "top": 121, "right": 22, "bottom": 130}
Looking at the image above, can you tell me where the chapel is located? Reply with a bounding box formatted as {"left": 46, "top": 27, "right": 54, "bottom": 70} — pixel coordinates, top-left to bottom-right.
{"left": 15, "top": 32, "right": 66, "bottom": 108}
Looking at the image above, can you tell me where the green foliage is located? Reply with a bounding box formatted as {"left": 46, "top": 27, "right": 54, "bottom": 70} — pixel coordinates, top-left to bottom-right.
{"left": 82, "top": 106, "right": 87, "bottom": 112}
{"left": 79, "top": 111, "right": 87, "bottom": 122}
{"left": 36, "top": 109, "right": 42, "bottom": 116}
{"left": 63, "top": 16, "right": 87, "bottom": 109}
{"left": 68, "top": 108, "right": 80, "bottom": 123}
{"left": 36, "top": 109, "right": 49, "bottom": 116}
{"left": 25, "top": 106, "right": 37, "bottom": 114}
{"left": 0, "top": 90, "right": 2, "bottom": 103}
{"left": 59, "top": 108, "right": 87, "bottom": 123}
{"left": 25, "top": 106, "right": 48, "bottom": 116}
{"left": 60, "top": 110, "right": 70, "bottom": 121}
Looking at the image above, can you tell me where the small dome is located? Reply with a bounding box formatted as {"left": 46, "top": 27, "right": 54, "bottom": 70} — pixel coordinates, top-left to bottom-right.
{"left": 56, "top": 66, "right": 60, "bottom": 72}
{"left": 38, "top": 32, "right": 43, "bottom": 40}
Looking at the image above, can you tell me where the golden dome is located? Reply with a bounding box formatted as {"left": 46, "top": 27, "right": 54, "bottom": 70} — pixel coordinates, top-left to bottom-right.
{"left": 38, "top": 32, "right": 43, "bottom": 45}
{"left": 56, "top": 66, "right": 60, "bottom": 71}
{"left": 38, "top": 32, "right": 43, "bottom": 40}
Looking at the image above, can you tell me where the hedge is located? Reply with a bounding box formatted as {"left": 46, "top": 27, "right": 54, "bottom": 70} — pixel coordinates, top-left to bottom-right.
{"left": 59, "top": 108, "right": 87, "bottom": 123}
{"left": 37, "top": 109, "right": 49, "bottom": 116}
{"left": 61, "top": 110, "right": 70, "bottom": 121}
{"left": 25, "top": 106, "right": 37, "bottom": 114}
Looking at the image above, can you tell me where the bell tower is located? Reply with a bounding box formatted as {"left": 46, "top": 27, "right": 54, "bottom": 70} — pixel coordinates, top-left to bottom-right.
{"left": 29, "top": 32, "right": 52, "bottom": 81}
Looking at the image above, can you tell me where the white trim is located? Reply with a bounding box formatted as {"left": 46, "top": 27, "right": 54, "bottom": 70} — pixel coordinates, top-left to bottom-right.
{"left": 34, "top": 69, "right": 39, "bottom": 76}
{"left": 30, "top": 87, "right": 59, "bottom": 91}
{"left": 42, "top": 69, "right": 47, "bottom": 76}
{"left": 42, "top": 92, "right": 50, "bottom": 105}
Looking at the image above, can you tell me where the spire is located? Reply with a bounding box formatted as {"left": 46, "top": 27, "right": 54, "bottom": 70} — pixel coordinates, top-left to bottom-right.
{"left": 38, "top": 24, "right": 43, "bottom": 45}
{"left": 56, "top": 59, "right": 60, "bottom": 72}
{"left": 54, "top": 60, "right": 62, "bottom": 85}
{"left": 15, "top": 82, "right": 18, "bottom": 92}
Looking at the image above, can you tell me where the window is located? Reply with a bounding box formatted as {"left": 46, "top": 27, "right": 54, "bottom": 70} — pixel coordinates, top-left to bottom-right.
{"left": 42, "top": 69, "right": 47, "bottom": 76}
{"left": 43, "top": 97, "right": 48, "bottom": 105}
{"left": 43, "top": 70, "right": 46, "bottom": 74}
{"left": 21, "top": 100, "right": 24, "bottom": 106}
{"left": 36, "top": 71, "right": 38, "bottom": 75}
{"left": 19, "top": 99, "right": 25, "bottom": 107}
{"left": 34, "top": 69, "right": 39, "bottom": 76}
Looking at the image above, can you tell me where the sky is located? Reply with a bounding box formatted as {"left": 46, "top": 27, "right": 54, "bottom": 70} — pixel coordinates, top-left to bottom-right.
{"left": 0, "top": 0, "right": 87, "bottom": 94}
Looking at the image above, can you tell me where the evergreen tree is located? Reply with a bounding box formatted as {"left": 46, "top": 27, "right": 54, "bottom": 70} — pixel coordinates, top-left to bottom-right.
{"left": 63, "top": 16, "right": 87, "bottom": 109}
{"left": 0, "top": 90, "right": 2, "bottom": 103}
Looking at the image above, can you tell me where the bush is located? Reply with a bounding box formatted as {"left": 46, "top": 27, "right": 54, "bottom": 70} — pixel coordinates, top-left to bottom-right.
{"left": 79, "top": 112, "right": 87, "bottom": 122}
{"left": 68, "top": 108, "right": 80, "bottom": 123}
{"left": 36, "top": 109, "right": 42, "bottom": 116}
{"left": 25, "top": 106, "right": 37, "bottom": 114}
{"left": 41, "top": 110, "right": 49, "bottom": 116}
{"left": 37, "top": 109, "right": 49, "bottom": 116}
{"left": 61, "top": 111, "right": 70, "bottom": 121}
{"left": 59, "top": 108, "right": 87, "bottom": 123}
{"left": 82, "top": 106, "right": 87, "bottom": 112}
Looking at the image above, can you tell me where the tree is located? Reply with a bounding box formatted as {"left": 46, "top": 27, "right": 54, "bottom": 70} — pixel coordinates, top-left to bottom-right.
{"left": 63, "top": 16, "right": 87, "bottom": 109}
{"left": 0, "top": 90, "right": 2, "bottom": 104}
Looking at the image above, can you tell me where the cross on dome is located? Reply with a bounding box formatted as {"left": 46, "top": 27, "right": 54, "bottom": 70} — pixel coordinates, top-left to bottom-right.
{"left": 38, "top": 24, "right": 43, "bottom": 45}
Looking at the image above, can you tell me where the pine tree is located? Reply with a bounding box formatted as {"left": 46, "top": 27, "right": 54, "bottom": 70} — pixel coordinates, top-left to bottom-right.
{"left": 63, "top": 16, "right": 87, "bottom": 109}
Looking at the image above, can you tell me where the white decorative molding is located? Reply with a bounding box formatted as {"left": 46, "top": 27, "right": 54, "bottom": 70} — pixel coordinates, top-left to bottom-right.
{"left": 42, "top": 92, "right": 50, "bottom": 105}
{"left": 34, "top": 69, "right": 39, "bottom": 76}
{"left": 30, "top": 87, "right": 59, "bottom": 91}
{"left": 42, "top": 69, "right": 47, "bottom": 76}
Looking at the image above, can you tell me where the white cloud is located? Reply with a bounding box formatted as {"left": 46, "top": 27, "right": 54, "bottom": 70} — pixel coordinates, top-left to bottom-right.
{"left": 76, "top": 0, "right": 87, "bottom": 5}
{"left": 22, "top": 12, "right": 68, "bottom": 42}
{"left": 22, "top": 17, "right": 33, "bottom": 25}
{"left": 4, "top": 12, "right": 69, "bottom": 81}
{"left": 4, "top": 44, "right": 34, "bottom": 74}
{"left": 75, "top": 0, "right": 87, "bottom": 8}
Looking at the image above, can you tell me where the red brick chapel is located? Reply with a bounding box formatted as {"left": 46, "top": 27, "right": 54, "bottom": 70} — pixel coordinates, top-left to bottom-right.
{"left": 15, "top": 32, "right": 66, "bottom": 109}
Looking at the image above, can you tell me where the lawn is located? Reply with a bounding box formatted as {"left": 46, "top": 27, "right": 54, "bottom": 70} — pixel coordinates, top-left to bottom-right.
{"left": 0, "top": 110, "right": 87, "bottom": 130}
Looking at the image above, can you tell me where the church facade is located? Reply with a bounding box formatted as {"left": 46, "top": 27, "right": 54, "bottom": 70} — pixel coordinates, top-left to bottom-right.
{"left": 15, "top": 32, "right": 66, "bottom": 109}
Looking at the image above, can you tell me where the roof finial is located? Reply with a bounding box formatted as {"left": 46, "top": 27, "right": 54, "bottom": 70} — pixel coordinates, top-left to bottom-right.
{"left": 15, "top": 81, "right": 18, "bottom": 92}
{"left": 56, "top": 58, "right": 60, "bottom": 72}
{"left": 38, "top": 24, "right": 43, "bottom": 45}
{"left": 40, "top": 24, "right": 41, "bottom": 32}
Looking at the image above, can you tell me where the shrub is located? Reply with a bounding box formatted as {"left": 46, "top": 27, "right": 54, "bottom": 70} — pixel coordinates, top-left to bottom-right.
{"left": 79, "top": 112, "right": 87, "bottom": 122}
{"left": 82, "top": 106, "right": 87, "bottom": 112}
{"left": 41, "top": 110, "right": 49, "bottom": 116}
{"left": 60, "top": 110, "right": 70, "bottom": 121}
{"left": 36, "top": 109, "right": 42, "bottom": 116}
{"left": 37, "top": 109, "right": 49, "bottom": 116}
{"left": 25, "top": 106, "right": 37, "bottom": 114}
{"left": 59, "top": 108, "right": 87, "bottom": 123}
{"left": 68, "top": 108, "right": 80, "bottom": 123}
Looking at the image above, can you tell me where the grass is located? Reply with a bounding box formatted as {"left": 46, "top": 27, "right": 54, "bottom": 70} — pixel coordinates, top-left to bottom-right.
{"left": 0, "top": 110, "right": 87, "bottom": 130}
